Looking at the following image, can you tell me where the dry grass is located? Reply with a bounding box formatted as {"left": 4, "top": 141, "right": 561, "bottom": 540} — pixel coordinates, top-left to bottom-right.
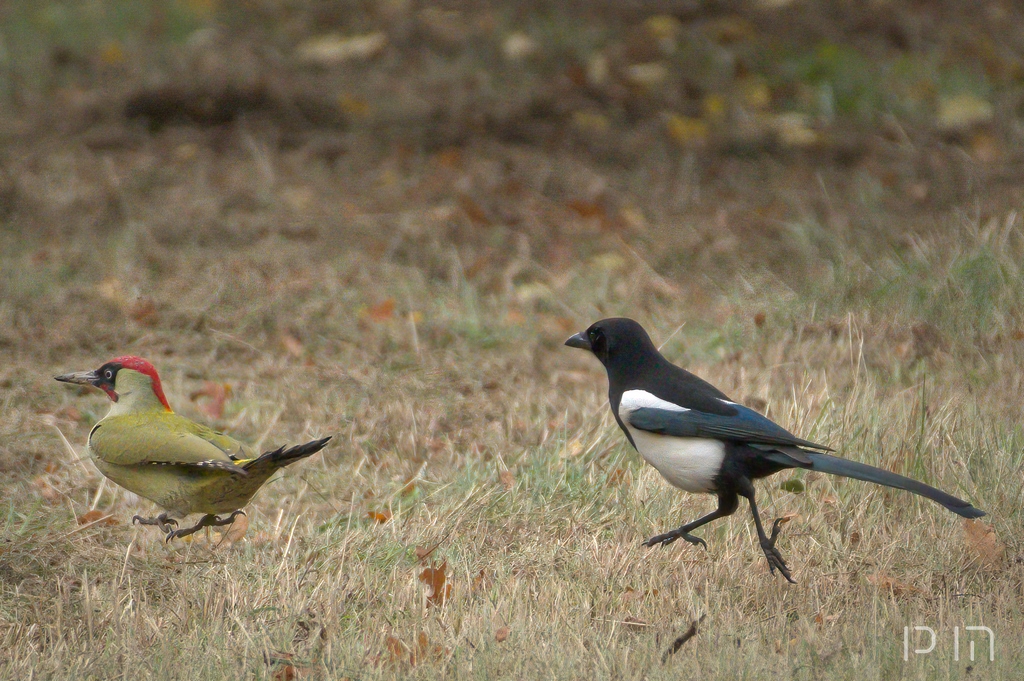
{"left": 2, "top": 1, "right": 1024, "bottom": 678}
{"left": 2, "top": 215, "right": 1023, "bottom": 679}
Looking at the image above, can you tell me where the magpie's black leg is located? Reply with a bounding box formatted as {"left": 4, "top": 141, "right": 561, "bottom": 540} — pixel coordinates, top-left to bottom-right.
{"left": 644, "top": 492, "right": 739, "bottom": 550}
{"left": 165, "top": 510, "right": 245, "bottom": 542}
{"left": 737, "top": 478, "right": 795, "bottom": 583}
{"left": 132, "top": 512, "right": 178, "bottom": 534}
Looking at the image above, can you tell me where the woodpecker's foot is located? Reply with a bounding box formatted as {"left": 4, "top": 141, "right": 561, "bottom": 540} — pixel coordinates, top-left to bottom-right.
{"left": 132, "top": 512, "right": 178, "bottom": 535}
{"left": 164, "top": 511, "right": 246, "bottom": 542}
{"left": 643, "top": 528, "right": 708, "bottom": 551}
{"left": 760, "top": 518, "right": 795, "bottom": 584}
{"left": 208, "top": 510, "right": 246, "bottom": 527}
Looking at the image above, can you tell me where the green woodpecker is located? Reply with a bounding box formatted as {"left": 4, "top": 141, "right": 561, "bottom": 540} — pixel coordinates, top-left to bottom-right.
{"left": 55, "top": 355, "right": 331, "bottom": 541}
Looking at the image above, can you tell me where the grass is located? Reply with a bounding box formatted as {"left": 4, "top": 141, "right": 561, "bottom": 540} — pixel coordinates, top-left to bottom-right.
{"left": 2, "top": 1, "right": 1024, "bottom": 678}
{"left": 1, "top": 211, "right": 1022, "bottom": 679}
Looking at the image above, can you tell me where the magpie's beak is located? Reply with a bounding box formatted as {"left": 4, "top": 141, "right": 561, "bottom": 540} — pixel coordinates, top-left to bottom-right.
{"left": 54, "top": 369, "right": 101, "bottom": 387}
{"left": 564, "top": 332, "right": 591, "bottom": 350}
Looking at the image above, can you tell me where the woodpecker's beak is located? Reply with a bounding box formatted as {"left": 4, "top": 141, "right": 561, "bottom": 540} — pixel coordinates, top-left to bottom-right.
{"left": 55, "top": 370, "right": 101, "bottom": 387}
{"left": 564, "top": 332, "right": 591, "bottom": 350}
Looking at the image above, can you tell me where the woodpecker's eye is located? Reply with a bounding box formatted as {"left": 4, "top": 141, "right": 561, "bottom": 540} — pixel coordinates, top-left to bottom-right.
{"left": 104, "top": 369, "right": 114, "bottom": 381}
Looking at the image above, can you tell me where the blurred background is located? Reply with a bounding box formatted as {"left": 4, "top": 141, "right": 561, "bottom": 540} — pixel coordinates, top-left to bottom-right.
{"left": 3, "top": 0, "right": 1021, "bottom": 266}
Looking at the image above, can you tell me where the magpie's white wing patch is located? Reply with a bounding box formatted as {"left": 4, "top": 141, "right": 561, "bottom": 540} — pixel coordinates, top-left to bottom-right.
{"left": 618, "top": 390, "right": 722, "bottom": 493}
{"left": 620, "top": 389, "right": 689, "bottom": 413}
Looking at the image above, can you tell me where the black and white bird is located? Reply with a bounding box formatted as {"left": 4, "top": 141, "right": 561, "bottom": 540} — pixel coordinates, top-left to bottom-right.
{"left": 565, "top": 317, "right": 985, "bottom": 583}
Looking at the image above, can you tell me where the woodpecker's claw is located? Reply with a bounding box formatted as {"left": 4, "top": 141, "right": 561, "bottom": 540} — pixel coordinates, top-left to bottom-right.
{"left": 164, "top": 510, "right": 246, "bottom": 542}
{"left": 643, "top": 528, "right": 708, "bottom": 551}
{"left": 132, "top": 512, "right": 178, "bottom": 534}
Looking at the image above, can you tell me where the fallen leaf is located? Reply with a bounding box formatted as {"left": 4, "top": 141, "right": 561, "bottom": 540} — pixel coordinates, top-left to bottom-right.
{"left": 434, "top": 147, "right": 462, "bottom": 169}
{"left": 96, "top": 276, "right": 126, "bottom": 303}
{"left": 772, "top": 112, "right": 818, "bottom": 147}
{"left": 296, "top": 32, "right": 387, "bottom": 65}
{"left": 866, "top": 572, "right": 921, "bottom": 596}
{"left": 99, "top": 41, "right": 125, "bottom": 65}
{"left": 128, "top": 296, "right": 158, "bottom": 326}
{"left": 189, "top": 381, "right": 231, "bottom": 420}
{"left": 55, "top": 406, "right": 83, "bottom": 423}
{"left": 77, "top": 510, "right": 118, "bottom": 526}
{"left": 367, "top": 510, "right": 392, "bottom": 524}
{"left": 937, "top": 94, "right": 993, "bottom": 133}
{"left": 495, "top": 626, "right": 509, "bottom": 642}
{"left": 504, "top": 309, "right": 527, "bottom": 326}
{"left": 419, "top": 561, "right": 452, "bottom": 606}
{"left": 963, "top": 518, "right": 1005, "bottom": 567}
{"left": 561, "top": 438, "right": 584, "bottom": 459}
{"left": 624, "top": 62, "right": 668, "bottom": 89}
{"left": 502, "top": 32, "right": 536, "bottom": 61}
{"left": 32, "top": 476, "right": 60, "bottom": 501}
{"left": 753, "top": 311, "right": 766, "bottom": 327}
{"left": 458, "top": 195, "right": 491, "bottom": 226}
{"left": 384, "top": 635, "right": 406, "bottom": 664}
{"left": 471, "top": 569, "right": 488, "bottom": 593}
{"left": 566, "top": 199, "right": 605, "bottom": 220}
{"left": 365, "top": 298, "right": 396, "bottom": 322}
{"left": 411, "top": 631, "right": 445, "bottom": 665}
{"left": 848, "top": 530, "right": 861, "bottom": 547}
{"left": 281, "top": 333, "right": 305, "bottom": 357}
{"left": 499, "top": 469, "right": 514, "bottom": 490}
{"left": 971, "top": 131, "right": 1002, "bottom": 164}
{"left": 665, "top": 113, "right": 709, "bottom": 147}
{"left": 814, "top": 611, "right": 840, "bottom": 627}
{"left": 271, "top": 665, "right": 298, "bottom": 681}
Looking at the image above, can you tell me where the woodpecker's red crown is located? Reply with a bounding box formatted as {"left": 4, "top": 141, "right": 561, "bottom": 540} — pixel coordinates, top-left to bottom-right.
{"left": 110, "top": 356, "right": 171, "bottom": 411}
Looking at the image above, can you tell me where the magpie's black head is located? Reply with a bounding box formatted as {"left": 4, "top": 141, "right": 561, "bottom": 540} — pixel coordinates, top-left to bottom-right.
{"left": 564, "top": 318, "right": 659, "bottom": 368}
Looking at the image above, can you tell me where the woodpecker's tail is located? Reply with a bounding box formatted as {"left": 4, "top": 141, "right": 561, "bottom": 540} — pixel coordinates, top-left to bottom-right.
{"left": 244, "top": 436, "right": 332, "bottom": 473}
{"left": 799, "top": 451, "right": 985, "bottom": 518}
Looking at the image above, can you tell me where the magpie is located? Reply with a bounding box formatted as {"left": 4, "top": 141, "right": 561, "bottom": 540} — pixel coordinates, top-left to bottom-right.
{"left": 565, "top": 317, "right": 985, "bottom": 583}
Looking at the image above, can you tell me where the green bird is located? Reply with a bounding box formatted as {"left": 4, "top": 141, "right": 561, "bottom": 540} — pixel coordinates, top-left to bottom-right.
{"left": 55, "top": 355, "right": 331, "bottom": 541}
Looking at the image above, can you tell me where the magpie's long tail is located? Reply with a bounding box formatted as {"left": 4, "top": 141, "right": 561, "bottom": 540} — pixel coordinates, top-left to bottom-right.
{"left": 800, "top": 451, "right": 985, "bottom": 518}
{"left": 244, "top": 436, "right": 332, "bottom": 472}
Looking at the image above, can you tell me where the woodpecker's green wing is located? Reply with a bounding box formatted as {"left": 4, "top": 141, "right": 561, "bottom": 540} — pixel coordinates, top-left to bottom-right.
{"left": 89, "top": 411, "right": 253, "bottom": 474}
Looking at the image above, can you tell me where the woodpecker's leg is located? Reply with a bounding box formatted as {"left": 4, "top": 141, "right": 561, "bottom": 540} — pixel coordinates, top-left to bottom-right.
{"left": 644, "top": 492, "right": 739, "bottom": 550}
{"left": 165, "top": 511, "right": 245, "bottom": 542}
{"left": 132, "top": 512, "right": 178, "bottom": 534}
{"left": 737, "top": 478, "right": 795, "bottom": 584}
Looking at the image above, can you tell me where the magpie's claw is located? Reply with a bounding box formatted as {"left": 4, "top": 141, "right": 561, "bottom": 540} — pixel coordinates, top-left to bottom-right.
{"left": 760, "top": 519, "right": 796, "bottom": 583}
{"left": 643, "top": 529, "right": 707, "bottom": 551}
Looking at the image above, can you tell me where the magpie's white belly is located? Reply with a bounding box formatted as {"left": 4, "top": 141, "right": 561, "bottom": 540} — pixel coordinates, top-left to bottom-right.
{"left": 625, "top": 425, "right": 724, "bottom": 493}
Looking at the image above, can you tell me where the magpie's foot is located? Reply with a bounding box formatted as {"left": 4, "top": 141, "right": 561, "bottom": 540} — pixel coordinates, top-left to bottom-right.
{"left": 643, "top": 529, "right": 708, "bottom": 551}
{"left": 165, "top": 511, "right": 246, "bottom": 542}
{"left": 132, "top": 512, "right": 178, "bottom": 534}
{"left": 760, "top": 518, "right": 795, "bottom": 583}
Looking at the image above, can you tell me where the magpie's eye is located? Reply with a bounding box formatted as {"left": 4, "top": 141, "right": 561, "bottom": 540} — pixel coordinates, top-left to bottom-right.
{"left": 104, "top": 369, "right": 114, "bottom": 381}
